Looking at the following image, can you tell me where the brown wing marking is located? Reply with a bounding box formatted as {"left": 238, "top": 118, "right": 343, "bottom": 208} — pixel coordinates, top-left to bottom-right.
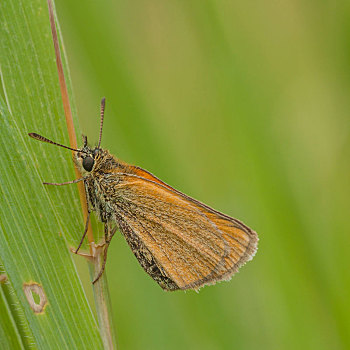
{"left": 114, "top": 211, "right": 180, "bottom": 291}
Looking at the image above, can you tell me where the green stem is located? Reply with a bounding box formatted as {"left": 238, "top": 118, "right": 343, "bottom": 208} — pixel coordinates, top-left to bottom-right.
{"left": 89, "top": 251, "right": 117, "bottom": 350}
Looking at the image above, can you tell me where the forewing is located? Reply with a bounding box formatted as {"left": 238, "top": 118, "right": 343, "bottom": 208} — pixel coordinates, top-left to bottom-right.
{"left": 104, "top": 170, "right": 258, "bottom": 290}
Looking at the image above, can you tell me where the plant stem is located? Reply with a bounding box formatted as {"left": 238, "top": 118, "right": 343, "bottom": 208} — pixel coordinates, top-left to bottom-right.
{"left": 89, "top": 252, "right": 117, "bottom": 349}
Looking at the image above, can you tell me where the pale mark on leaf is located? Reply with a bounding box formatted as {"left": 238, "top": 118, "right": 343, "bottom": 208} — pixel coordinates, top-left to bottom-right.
{"left": 23, "top": 282, "right": 47, "bottom": 314}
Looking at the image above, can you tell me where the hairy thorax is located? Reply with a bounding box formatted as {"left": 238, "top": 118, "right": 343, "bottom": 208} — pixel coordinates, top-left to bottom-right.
{"left": 76, "top": 149, "right": 132, "bottom": 223}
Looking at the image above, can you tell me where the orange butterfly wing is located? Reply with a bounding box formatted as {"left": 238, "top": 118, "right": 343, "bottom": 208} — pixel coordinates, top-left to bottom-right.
{"left": 104, "top": 166, "right": 258, "bottom": 290}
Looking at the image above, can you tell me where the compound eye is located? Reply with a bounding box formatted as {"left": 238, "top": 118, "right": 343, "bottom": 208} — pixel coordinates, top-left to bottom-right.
{"left": 83, "top": 156, "right": 94, "bottom": 172}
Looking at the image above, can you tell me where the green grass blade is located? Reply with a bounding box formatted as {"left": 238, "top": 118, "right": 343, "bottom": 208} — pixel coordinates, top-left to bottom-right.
{"left": 0, "top": 0, "right": 104, "bottom": 348}
{"left": 0, "top": 267, "right": 35, "bottom": 349}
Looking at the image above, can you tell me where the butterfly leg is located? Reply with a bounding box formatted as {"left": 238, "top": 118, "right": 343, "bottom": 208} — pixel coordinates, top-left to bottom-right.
{"left": 74, "top": 210, "right": 91, "bottom": 254}
{"left": 43, "top": 178, "right": 85, "bottom": 186}
{"left": 92, "top": 224, "right": 118, "bottom": 284}
{"left": 43, "top": 177, "right": 90, "bottom": 251}
{"left": 44, "top": 176, "right": 91, "bottom": 253}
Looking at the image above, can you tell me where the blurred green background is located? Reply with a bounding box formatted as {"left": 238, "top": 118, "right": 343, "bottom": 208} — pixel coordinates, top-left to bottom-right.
{"left": 55, "top": 1, "right": 350, "bottom": 349}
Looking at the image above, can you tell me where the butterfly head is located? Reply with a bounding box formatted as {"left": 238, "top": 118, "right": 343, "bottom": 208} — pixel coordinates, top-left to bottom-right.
{"left": 75, "top": 137, "right": 102, "bottom": 173}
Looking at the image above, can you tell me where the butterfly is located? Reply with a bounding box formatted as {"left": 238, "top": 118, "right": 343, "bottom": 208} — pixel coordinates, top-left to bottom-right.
{"left": 29, "top": 98, "right": 258, "bottom": 291}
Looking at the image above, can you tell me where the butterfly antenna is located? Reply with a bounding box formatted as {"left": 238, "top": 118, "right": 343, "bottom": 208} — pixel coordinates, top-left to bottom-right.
{"left": 28, "top": 133, "right": 87, "bottom": 153}
{"left": 97, "top": 97, "right": 106, "bottom": 149}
